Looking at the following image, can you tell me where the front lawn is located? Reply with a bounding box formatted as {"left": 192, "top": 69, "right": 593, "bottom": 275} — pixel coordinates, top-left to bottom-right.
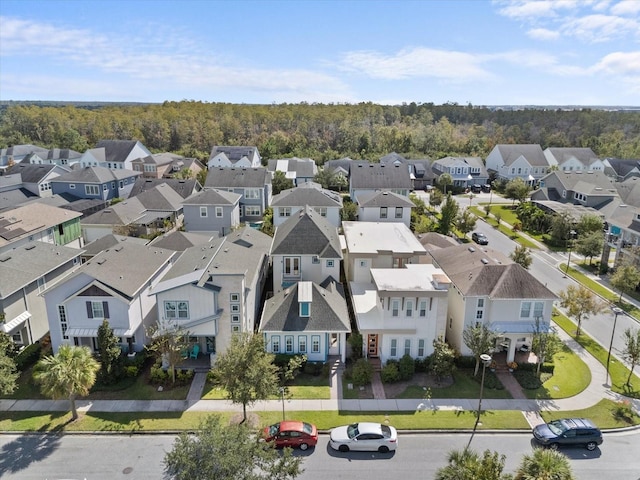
{"left": 202, "top": 373, "right": 331, "bottom": 401}
{"left": 394, "top": 369, "right": 511, "bottom": 400}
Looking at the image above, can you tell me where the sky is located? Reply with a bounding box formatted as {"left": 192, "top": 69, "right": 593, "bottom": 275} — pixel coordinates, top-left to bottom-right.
{"left": 1, "top": 0, "right": 639, "bottom": 106}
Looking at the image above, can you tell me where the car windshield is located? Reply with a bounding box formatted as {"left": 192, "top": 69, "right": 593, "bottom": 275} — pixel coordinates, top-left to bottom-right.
{"left": 548, "top": 420, "right": 568, "bottom": 435}
{"left": 302, "top": 422, "right": 314, "bottom": 434}
{"left": 380, "top": 425, "right": 392, "bottom": 438}
{"left": 346, "top": 424, "right": 360, "bottom": 439}
{"left": 267, "top": 424, "right": 280, "bottom": 437}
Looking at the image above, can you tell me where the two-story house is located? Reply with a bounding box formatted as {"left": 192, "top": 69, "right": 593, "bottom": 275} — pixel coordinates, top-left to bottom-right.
{"left": 51, "top": 166, "right": 142, "bottom": 201}
{"left": 485, "top": 144, "right": 550, "bottom": 186}
{"left": 25, "top": 148, "right": 82, "bottom": 168}
{"left": 82, "top": 140, "right": 152, "bottom": 170}
{"left": 531, "top": 171, "right": 619, "bottom": 212}
{"left": 207, "top": 146, "right": 262, "bottom": 169}
{"left": 150, "top": 227, "right": 271, "bottom": 362}
{"left": 270, "top": 182, "right": 343, "bottom": 228}
{"left": 0, "top": 144, "right": 49, "bottom": 173}
{"left": 603, "top": 158, "right": 640, "bottom": 182}
{"left": 1, "top": 243, "right": 82, "bottom": 347}
{"left": 271, "top": 206, "right": 342, "bottom": 293}
{"left": 544, "top": 147, "right": 605, "bottom": 173}
{"left": 181, "top": 189, "right": 241, "bottom": 236}
{"left": 129, "top": 177, "right": 202, "bottom": 200}
{"left": 431, "top": 156, "right": 488, "bottom": 188}
{"left": 356, "top": 190, "right": 414, "bottom": 227}
{"left": 349, "top": 163, "right": 412, "bottom": 202}
{"left": 204, "top": 167, "right": 272, "bottom": 224}
{"left": 131, "top": 153, "right": 205, "bottom": 180}
{"left": 430, "top": 244, "right": 557, "bottom": 363}
{"left": 267, "top": 157, "right": 318, "bottom": 186}
{"left": 5, "top": 163, "right": 70, "bottom": 198}
{"left": 42, "top": 242, "right": 177, "bottom": 354}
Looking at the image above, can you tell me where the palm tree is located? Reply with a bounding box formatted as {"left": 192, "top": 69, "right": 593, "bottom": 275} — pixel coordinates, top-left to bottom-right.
{"left": 514, "top": 447, "right": 575, "bottom": 480}
{"left": 435, "top": 448, "right": 509, "bottom": 480}
{"left": 33, "top": 345, "right": 100, "bottom": 420}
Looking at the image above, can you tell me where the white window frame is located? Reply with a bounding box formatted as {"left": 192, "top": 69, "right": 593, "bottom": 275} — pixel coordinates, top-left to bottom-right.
{"left": 215, "top": 207, "right": 223, "bottom": 218}
{"left": 298, "top": 335, "right": 307, "bottom": 353}
{"left": 164, "top": 301, "right": 189, "bottom": 319}
{"left": 285, "top": 335, "right": 294, "bottom": 353}
{"left": 419, "top": 300, "right": 427, "bottom": 317}
{"left": 284, "top": 257, "right": 300, "bottom": 277}
{"left": 326, "top": 259, "right": 334, "bottom": 268}
{"left": 395, "top": 207, "right": 403, "bottom": 219}
{"left": 404, "top": 339, "right": 411, "bottom": 356}
{"left": 520, "top": 301, "right": 532, "bottom": 318}
{"left": 311, "top": 335, "right": 320, "bottom": 353}
{"left": 392, "top": 299, "right": 399, "bottom": 317}
{"left": 280, "top": 207, "right": 291, "bottom": 217}
{"left": 390, "top": 338, "right": 397, "bottom": 357}
{"left": 380, "top": 207, "right": 388, "bottom": 219}
{"left": 244, "top": 188, "right": 261, "bottom": 199}
{"left": 406, "top": 300, "right": 413, "bottom": 317}
{"left": 272, "top": 336, "right": 280, "bottom": 353}
{"left": 244, "top": 206, "right": 260, "bottom": 216}
{"left": 200, "top": 206, "right": 208, "bottom": 218}
{"left": 418, "top": 339, "right": 425, "bottom": 357}
{"left": 58, "top": 305, "right": 69, "bottom": 340}
{"left": 85, "top": 184, "right": 99, "bottom": 196}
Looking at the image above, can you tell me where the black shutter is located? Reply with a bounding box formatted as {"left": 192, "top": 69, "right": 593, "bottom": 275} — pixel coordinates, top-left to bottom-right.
{"left": 86, "top": 301, "right": 93, "bottom": 318}
{"left": 103, "top": 301, "right": 110, "bottom": 319}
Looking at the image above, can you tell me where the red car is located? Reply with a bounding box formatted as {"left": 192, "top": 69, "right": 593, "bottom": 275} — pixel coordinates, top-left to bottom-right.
{"left": 262, "top": 421, "right": 318, "bottom": 450}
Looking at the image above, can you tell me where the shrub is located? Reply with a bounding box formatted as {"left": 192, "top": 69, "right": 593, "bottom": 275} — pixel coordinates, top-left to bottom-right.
{"left": 612, "top": 400, "right": 636, "bottom": 423}
{"left": 124, "top": 365, "right": 139, "bottom": 377}
{"left": 454, "top": 356, "right": 477, "bottom": 369}
{"left": 414, "top": 357, "right": 429, "bottom": 373}
{"left": 176, "top": 369, "right": 194, "bottom": 384}
{"left": 321, "top": 362, "right": 331, "bottom": 378}
{"left": 150, "top": 365, "right": 168, "bottom": 384}
{"left": 398, "top": 354, "right": 415, "bottom": 380}
{"left": 348, "top": 332, "right": 363, "bottom": 360}
{"left": 14, "top": 343, "right": 42, "bottom": 371}
{"left": 513, "top": 370, "right": 544, "bottom": 390}
{"left": 303, "top": 361, "right": 324, "bottom": 376}
{"left": 381, "top": 362, "right": 400, "bottom": 383}
{"left": 350, "top": 358, "right": 373, "bottom": 386}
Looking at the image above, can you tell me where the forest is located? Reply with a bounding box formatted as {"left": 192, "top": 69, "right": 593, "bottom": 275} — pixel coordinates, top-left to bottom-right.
{"left": 0, "top": 101, "right": 639, "bottom": 163}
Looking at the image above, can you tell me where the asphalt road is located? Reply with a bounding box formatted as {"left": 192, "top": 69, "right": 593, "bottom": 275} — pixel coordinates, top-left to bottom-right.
{"left": 1, "top": 431, "right": 638, "bottom": 480}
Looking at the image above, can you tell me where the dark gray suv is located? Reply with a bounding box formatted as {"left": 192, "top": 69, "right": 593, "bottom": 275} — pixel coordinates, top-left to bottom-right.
{"left": 533, "top": 418, "right": 603, "bottom": 451}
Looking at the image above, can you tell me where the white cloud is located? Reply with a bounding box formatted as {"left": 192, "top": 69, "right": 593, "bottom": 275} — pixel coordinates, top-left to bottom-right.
{"left": 610, "top": 0, "right": 640, "bottom": 15}
{"left": 339, "top": 47, "right": 493, "bottom": 81}
{"left": 494, "top": 0, "right": 579, "bottom": 19}
{"left": 592, "top": 51, "right": 640, "bottom": 75}
{"left": 527, "top": 28, "right": 561, "bottom": 40}
{"left": 562, "top": 14, "right": 639, "bottom": 42}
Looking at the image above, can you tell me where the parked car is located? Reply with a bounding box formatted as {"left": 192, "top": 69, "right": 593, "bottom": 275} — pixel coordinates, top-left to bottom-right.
{"left": 329, "top": 422, "right": 398, "bottom": 453}
{"left": 532, "top": 418, "right": 603, "bottom": 451}
{"left": 471, "top": 232, "right": 488, "bottom": 245}
{"left": 481, "top": 184, "right": 492, "bottom": 193}
{"left": 262, "top": 421, "right": 318, "bottom": 450}
{"left": 471, "top": 184, "right": 482, "bottom": 193}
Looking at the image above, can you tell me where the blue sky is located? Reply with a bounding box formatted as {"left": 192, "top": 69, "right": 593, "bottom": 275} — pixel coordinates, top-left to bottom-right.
{"left": 1, "top": 0, "right": 639, "bottom": 105}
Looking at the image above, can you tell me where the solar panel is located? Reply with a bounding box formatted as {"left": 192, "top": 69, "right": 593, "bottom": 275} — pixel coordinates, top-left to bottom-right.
{"left": 0, "top": 227, "right": 27, "bottom": 240}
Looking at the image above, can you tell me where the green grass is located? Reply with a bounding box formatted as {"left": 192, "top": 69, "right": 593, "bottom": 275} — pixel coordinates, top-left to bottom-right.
{"left": 202, "top": 373, "right": 331, "bottom": 401}
{"left": 552, "top": 310, "right": 640, "bottom": 398}
{"left": 395, "top": 370, "right": 512, "bottom": 400}
{"left": 469, "top": 206, "right": 539, "bottom": 249}
{"left": 540, "top": 398, "right": 640, "bottom": 429}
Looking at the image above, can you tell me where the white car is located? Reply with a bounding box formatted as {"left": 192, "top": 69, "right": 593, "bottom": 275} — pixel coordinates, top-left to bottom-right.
{"left": 329, "top": 422, "right": 398, "bottom": 453}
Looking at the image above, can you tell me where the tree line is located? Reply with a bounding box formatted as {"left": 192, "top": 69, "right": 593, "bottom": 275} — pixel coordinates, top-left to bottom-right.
{"left": 1, "top": 101, "right": 638, "bottom": 163}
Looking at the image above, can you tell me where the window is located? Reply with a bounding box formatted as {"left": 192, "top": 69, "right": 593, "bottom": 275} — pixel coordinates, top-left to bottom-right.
{"left": 300, "top": 302, "right": 310, "bottom": 317}
{"left": 119, "top": 181, "right": 124, "bottom": 189}
{"left": 359, "top": 260, "right": 368, "bottom": 268}
{"left": 533, "top": 301, "right": 544, "bottom": 318}
{"left": 380, "top": 207, "right": 388, "bottom": 219}
{"left": 315, "top": 207, "right": 327, "bottom": 217}
{"left": 86, "top": 301, "right": 108, "bottom": 319}
{"left": 311, "top": 335, "right": 320, "bottom": 353}
{"left": 284, "top": 257, "right": 300, "bottom": 277}
{"left": 200, "top": 207, "right": 208, "bottom": 218}
{"left": 58, "top": 305, "right": 68, "bottom": 340}
{"left": 231, "top": 304, "right": 240, "bottom": 313}
{"left": 231, "top": 314, "right": 240, "bottom": 323}
{"left": 419, "top": 301, "right": 427, "bottom": 317}
{"left": 111, "top": 182, "right": 115, "bottom": 189}
{"left": 230, "top": 293, "right": 240, "bottom": 302}
{"left": 103, "top": 184, "right": 108, "bottom": 191}
{"left": 280, "top": 207, "right": 291, "bottom": 217}
{"left": 390, "top": 339, "right": 397, "bottom": 357}
{"left": 326, "top": 260, "right": 334, "bottom": 268}
{"left": 85, "top": 185, "right": 100, "bottom": 196}
{"left": 395, "top": 207, "right": 403, "bottom": 219}
{"left": 37, "top": 276, "right": 46, "bottom": 293}
{"left": 418, "top": 339, "right": 425, "bottom": 357}
{"left": 404, "top": 339, "right": 411, "bottom": 356}
{"left": 520, "top": 301, "right": 532, "bottom": 318}
{"left": 231, "top": 325, "right": 240, "bottom": 333}
{"left": 272, "top": 336, "right": 280, "bottom": 353}
{"left": 164, "top": 301, "right": 189, "bottom": 319}
{"left": 215, "top": 207, "right": 223, "bottom": 218}
{"left": 392, "top": 300, "right": 399, "bottom": 317}
{"left": 476, "top": 298, "right": 485, "bottom": 320}
{"left": 298, "top": 336, "right": 307, "bottom": 353}
{"left": 406, "top": 300, "right": 413, "bottom": 317}
{"left": 244, "top": 206, "right": 260, "bottom": 216}
{"left": 244, "top": 188, "right": 260, "bottom": 199}
{"left": 285, "top": 335, "right": 294, "bottom": 353}
{"left": 69, "top": 184, "right": 76, "bottom": 189}
{"left": 312, "top": 256, "right": 320, "bottom": 264}
{"left": 12, "top": 331, "right": 23, "bottom": 344}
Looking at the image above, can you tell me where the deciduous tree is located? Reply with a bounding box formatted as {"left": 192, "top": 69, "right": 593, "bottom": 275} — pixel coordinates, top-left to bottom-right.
{"left": 610, "top": 263, "right": 640, "bottom": 302}
{"left": 438, "top": 194, "right": 459, "bottom": 236}
{"left": 146, "top": 319, "right": 189, "bottom": 384}
{"left": 510, "top": 245, "right": 533, "bottom": 270}
{"left": 575, "top": 232, "right": 603, "bottom": 265}
{"left": 622, "top": 327, "right": 640, "bottom": 386}
{"left": 559, "top": 285, "right": 605, "bottom": 337}
{"left": 272, "top": 170, "right": 294, "bottom": 195}
{"left": 438, "top": 173, "right": 453, "bottom": 195}
{"left": 0, "top": 332, "right": 18, "bottom": 395}
{"left": 504, "top": 178, "right": 530, "bottom": 205}
{"left": 463, "top": 324, "right": 498, "bottom": 376}
{"left": 97, "top": 319, "right": 123, "bottom": 385}
{"left": 455, "top": 209, "right": 477, "bottom": 237}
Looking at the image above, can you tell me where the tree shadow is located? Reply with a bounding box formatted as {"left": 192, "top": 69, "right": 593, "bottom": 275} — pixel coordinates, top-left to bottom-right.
{"left": 0, "top": 421, "right": 68, "bottom": 477}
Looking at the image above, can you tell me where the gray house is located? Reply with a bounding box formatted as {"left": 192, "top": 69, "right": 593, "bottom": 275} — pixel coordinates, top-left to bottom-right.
{"left": 207, "top": 146, "right": 262, "bottom": 169}
{"left": 4, "top": 163, "right": 70, "bottom": 198}
{"left": 51, "top": 166, "right": 141, "bottom": 201}
{"left": 267, "top": 157, "right": 318, "bottom": 186}
{"left": 349, "top": 163, "right": 412, "bottom": 201}
{"left": 182, "top": 189, "right": 241, "bottom": 236}
{"left": 271, "top": 182, "right": 343, "bottom": 228}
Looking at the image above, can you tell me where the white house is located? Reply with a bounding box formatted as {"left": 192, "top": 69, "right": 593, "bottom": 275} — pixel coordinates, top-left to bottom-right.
{"left": 485, "top": 144, "right": 550, "bottom": 186}
{"left": 207, "top": 146, "right": 262, "bottom": 169}
{"left": 356, "top": 190, "right": 414, "bottom": 227}
{"left": 544, "top": 147, "right": 605, "bottom": 173}
{"left": 270, "top": 182, "right": 342, "bottom": 228}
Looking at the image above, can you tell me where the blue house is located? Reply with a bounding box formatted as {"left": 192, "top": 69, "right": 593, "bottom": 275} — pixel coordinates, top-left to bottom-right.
{"left": 51, "top": 166, "right": 142, "bottom": 201}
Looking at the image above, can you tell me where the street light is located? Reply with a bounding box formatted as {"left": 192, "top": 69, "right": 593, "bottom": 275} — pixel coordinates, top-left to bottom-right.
{"left": 564, "top": 229, "right": 577, "bottom": 277}
{"left": 279, "top": 387, "right": 286, "bottom": 421}
{"left": 606, "top": 307, "right": 624, "bottom": 387}
{"left": 467, "top": 353, "right": 492, "bottom": 450}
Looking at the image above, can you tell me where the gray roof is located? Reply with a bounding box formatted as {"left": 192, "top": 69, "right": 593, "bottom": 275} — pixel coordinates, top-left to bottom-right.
{"left": 605, "top": 158, "right": 640, "bottom": 178}
{"left": 148, "top": 231, "right": 216, "bottom": 251}
{"left": 267, "top": 158, "right": 317, "bottom": 177}
{"left": 133, "top": 183, "right": 185, "bottom": 211}
{"left": 46, "top": 148, "right": 81, "bottom": 161}
{"left": 495, "top": 144, "right": 547, "bottom": 167}
{"left": 271, "top": 206, "right": 342, "bottom": 258}
{"left": 204, "top": 167, "right": 271, "bottom": 189}
{"left": 209, "top": 145, "right": 261, "bottom": 164}
{"left": 541, "top": 171, "right": 618, "bottom": 196}
{"left": 615, "top": 177, "right": 640, "bottom": 206}
{"left": 380, "top": 152, "right": 408, "bottom": 165}
{"left": 5, "top": 163, "right": 58, "bottom": 183}
{"left": 416, "top": 232, "right": 459, "bottom": 251}
{"left": 95, "top": 140, "right": 149, "bottom": 164}
{"left": 53, "top": 166, "right": 140, "bottom": 184}
{"left": 82, "top": 234, "right": 148, "bottom": 257}
{"left": 129, "top": 177, "right": 200, "bottom": 199}
{"left": 546, "top": 147, "right": 600, "bottom": 164}
{"left": 0, "top": 188, "right": 37, "bottom": 212}
{"left": 429, "top": 244, "right": 557, "bottom": 299}
{"left": 350, "top": 163, "right": 413, "bottom": 190}
{"left": 0, "top": 204, "right": 82, "bottom": 249}
{"left": 259, "top": 281, "right": 350, "bottom": 333}
{"left": 0, "top": 242, "right": 82, "bottom": 298}
{"left": 182, "top": 189, "right": 241, "bottom": 206}
{"left": 357, "top": 190, "right": 415, "bottom": 208}
{"left": 271, "top": 183, "right": 342, "bottom": 208}
{"left": 324, "top": 158, "right": 369, "bottom": 175}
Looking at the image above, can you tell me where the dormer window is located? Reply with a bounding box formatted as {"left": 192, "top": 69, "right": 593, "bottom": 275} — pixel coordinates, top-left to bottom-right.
{"left": 300, "top": 302, "right": 310, "bottom": 317}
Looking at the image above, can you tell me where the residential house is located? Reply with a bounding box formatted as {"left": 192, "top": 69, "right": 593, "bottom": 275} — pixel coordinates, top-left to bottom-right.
{"left": 431, "top": 156, "right": 488, "bottom": 188}
{"left": 148, "top": 231, "right": 216, "bottom": 252}
{"left": 5, "top": 163, "right": 70, "bottom": 197}
{"left": 485, "top": 144, "right": 550, "bottom": 186}
{"left": 603, "top": 158, "right": 640, "bottom": 182}
{"left": 80, "top": 234, "right": 148, "bottom": 263}
{"left": 0, "top": 144, "right": 49, "bottom": 173}
{"left": 429, "top": 244, "right": 557, "bottom": 363}
{"left": 267, "top": 157, "right": 318, "bottom": 186}
{"left": 323, "top": 157, "right": 368, "bottom": 189}
{"left": 271, "top": 206, "right": 342, "bottom": 293}
{"left": 356, "top": 190, "right": 414, "bottom": 227}
{"left": 0, "top": 243, "right": 82, "bottom": 347}
{"left": 131, "top": 153, "right": 204, "bottom": 180}
{"left": 544, "top": 147, "right": 605, "bottom": 173}
{"left": 407, "top": 159, "right": 436, "bottom": 190}
{"left": 129, "top": 177, "right": 201, "bottom": 200}
{"left": 259, "top": 280, "right": 350, "bottom": 363}
{"left": 85, "top": 140, "right": 152, "bottom": 170}
{"left": 26, "top": 148, "right": 82, "bottom": 168}
{"left": 204, "top": 167, "right": 272, "bottom": 223}
{"left": 0, "top": 175, "right": 38, "bottom": 211}
{"left": 182, "top": 189, "right": 241, "bottom": 236}
{"left": 601, "top": 203, "right": 640, "bottom": 269}
{"left": 349, "top": 163, "right": 412, "bottom": 202}
{"left": 43, "top": 242, "right": 177, "bottom": 354}
{"left": 207, "top": 146, "right": 262, "bottom": 169}
{"left": 51, "top": 166, "right": 142, "bottom": 201}
{"left": 270, "top": 182, "right": 343, "bottom": 228}
{"left": 150, "top": 227, "right": 271, "bottom": 361}
{"left": 0, "top": 203, "right": 83, "bottom": 254}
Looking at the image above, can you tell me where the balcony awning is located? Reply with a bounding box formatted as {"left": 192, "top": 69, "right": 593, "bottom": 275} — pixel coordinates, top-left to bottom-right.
{"left": 65, "top": 327, "right": 136, "bottom": 337}
{"left": 489, "top": 321, "right": 552, "bottom": 334}
{"left": 1, "top": 311, "right": 31, "bottom": 333}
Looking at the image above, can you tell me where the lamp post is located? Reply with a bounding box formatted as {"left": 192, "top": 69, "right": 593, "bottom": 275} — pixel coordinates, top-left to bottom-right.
{"left": 279, "top": 387, "right": 286, "bottom": 421}
{"left": 564, "top": 229, "right": 577, "bottom": 277}
{"left": 467, "top": 353, "right": 492, "bottom": 450}
{"left": 606, "top": 307, "right": 624, "bottom": 387}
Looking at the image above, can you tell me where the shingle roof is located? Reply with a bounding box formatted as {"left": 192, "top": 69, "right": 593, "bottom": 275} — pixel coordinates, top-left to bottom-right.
{"left": 95, "top": 140, "right": 148, "bottom": 164}
{"left": 259, "top": 281, "right": 350, "bottom": 332}
{"left": 204, "top": 167, "right": 271, "bottom": 188}
{"left": 349, "top": 163, "right": 412, "bottom": 189}
{"left": 495, "top": 144, "right": 547, "bottom": 166}
{"left": 605, "top": 158, "right": 640, "bottom": 178}
{"left": 357, "top": 190, "right": 415, "bottom": 208}
{"left": 129, "top": 178, "right": 199, "bottom": 199}
{"left": 182, "top": 189, "right": 241, "bottom": 206}
{"left": 271, "top": 183, "right": 342, "bottom": 207}
{"left": 0, "top": 145, "right": 48, "bottom": 158}
{"left": 429, "top": 244, "right": 557, "bottom": 299}
{"left": 0, "top": 204, "right": 82, "bottom": 248}
{"left": 209, "top": 145, "right": 260, "bottom": 162}
{"left": 5, "top": 163, "right": 58, "bottom": 183}
{"left": 82, "top": 234, "right": 148, "bottom": 257}
{"left": 271, "top": 206, "right": 342, "bottom": 258}
{"left": 546, "top": 147, "right": 600, "bottom": 164}
{"left": 53, "top": 166, "right": 140, "bottom": 184}
{"left": 147, "top": 231, "right": 215, "bottom": 251}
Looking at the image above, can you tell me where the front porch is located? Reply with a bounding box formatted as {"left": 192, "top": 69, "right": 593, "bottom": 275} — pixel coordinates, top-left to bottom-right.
{"left": 491, "top": 350, "right": 538, "bottom": 370}
{"left": 176, "top": 354, "right": 211, "bottom": 372}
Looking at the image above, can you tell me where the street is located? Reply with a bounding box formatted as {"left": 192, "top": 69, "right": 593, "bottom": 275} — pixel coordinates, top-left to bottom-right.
{"left": 1, "top": 431, "right": 639, "bottom": 480}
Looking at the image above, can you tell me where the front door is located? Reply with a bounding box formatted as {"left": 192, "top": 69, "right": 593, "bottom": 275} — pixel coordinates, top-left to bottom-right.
{"left": 367, "top": 334, "right": 378, "bottom": 358}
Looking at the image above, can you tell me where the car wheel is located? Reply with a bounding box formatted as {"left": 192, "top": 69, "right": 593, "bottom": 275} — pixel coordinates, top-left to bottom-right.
{"left": 338, "top": 444, "right": 349, "bottom": 453}
{"left": 299, "top": 443, "right": 309, "bottom": 451}
{"left": 378, "top": 446, "right": 389, "bottom": 453}
{"left": 548, "top": 443, "right": 559, "bottom": 450}
{"left": 586, "top": 441, "right": 597, "bottom": 451}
